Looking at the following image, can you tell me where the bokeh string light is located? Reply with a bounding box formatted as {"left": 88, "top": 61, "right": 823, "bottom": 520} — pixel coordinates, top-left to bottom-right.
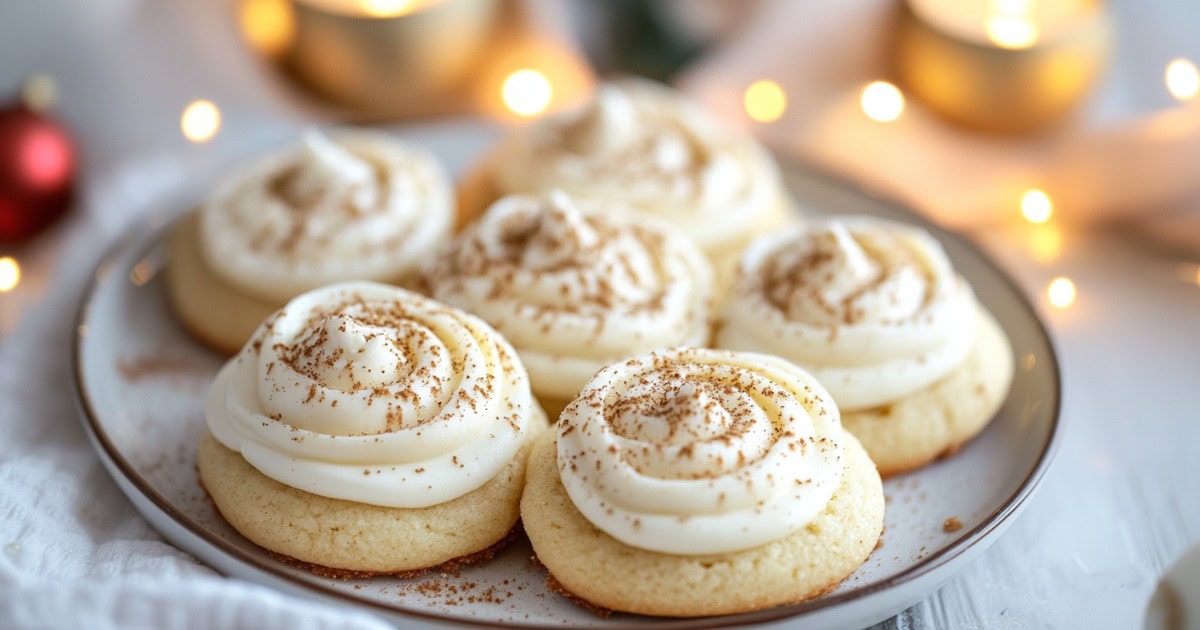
{"left": 0, "top": 257, "right": 20, "bottom": 293}
{"left": 1047, "top": 276, "right": 1076, "bottom": 309}
{"left": 861, "top": 81, "right": 905, "bottom": 122}
{"left": 502, "top": 69, "right": 553, "bottom": 118}
{"left": 181, "top": 100, "right": 221, "bottom": 143}
{"left": 1021, "top": 189, "right": 1054, "bottom": 224}
{"left": 744, "top": 80, "right": 787, "bottom": 123}
{"left": 1165, "top": 58, "right": 1200, "bottom": 102}
{"left": 1014, "top": 190, "right": 1070, "bottom": 303}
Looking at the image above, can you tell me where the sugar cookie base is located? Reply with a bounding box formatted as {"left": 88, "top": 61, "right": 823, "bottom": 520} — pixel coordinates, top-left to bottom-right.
{"left": 520, "top": 429, "right": 884, "bottom": 617}
{"left": 841, "top": 308, "right": 1014, "bottom": 477}
{"left": 166, "top": 211, "right": 440, "bottom": 355}
{"left": 198, "top": 431, "right": 530, "bottom": 574}
{"left": 165, "top": 213, "right": 284, "bottom": 355}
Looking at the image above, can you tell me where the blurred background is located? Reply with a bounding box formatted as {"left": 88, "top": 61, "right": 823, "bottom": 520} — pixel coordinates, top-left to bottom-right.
{"left": 3, "top": 1, "right": 1200, "bottom": 627}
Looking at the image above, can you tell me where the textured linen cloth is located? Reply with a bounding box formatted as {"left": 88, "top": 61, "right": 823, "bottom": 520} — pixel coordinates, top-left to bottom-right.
{"left": 0, "top": 157, "right": 393, "bottom": 630}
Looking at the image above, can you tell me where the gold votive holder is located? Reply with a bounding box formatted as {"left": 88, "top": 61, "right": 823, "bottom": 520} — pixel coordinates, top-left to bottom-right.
{"left": 271, "top": 0, "right": 499, "bottom": 119}
{"left": 892, "top": 0, "right": 1113, "bottom": 134}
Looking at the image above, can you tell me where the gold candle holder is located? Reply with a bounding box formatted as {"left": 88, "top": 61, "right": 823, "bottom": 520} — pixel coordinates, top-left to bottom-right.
{"left": 247, "top": 0, "right": 499, "bottom": 119}
{"left": 893, "top": 0, "right": 1113, "bottom": 134}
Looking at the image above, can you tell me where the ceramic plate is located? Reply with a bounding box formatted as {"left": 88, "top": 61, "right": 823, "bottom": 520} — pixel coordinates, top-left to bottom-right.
{"left": 71, "top": 129, "right": 1062, "bottom": 629}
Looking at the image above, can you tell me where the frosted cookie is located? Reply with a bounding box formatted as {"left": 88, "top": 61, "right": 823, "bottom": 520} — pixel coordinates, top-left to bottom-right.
{"left": 421, "top": 192, "right": 713, "bottom": 417}
{"left": 459, "top": 79, "right": 794, "bottom": 290}
{"left": 521, "top": 348, "right": 884, "bottom": 617}
{"left": 716, "top": 217, "right": 1013, "bottom": 476}
{"left": 167, "top": 129, "right": 454, "bottom": 354}
{"left": 198, "top": 282, "right": 548, "bottom": 574}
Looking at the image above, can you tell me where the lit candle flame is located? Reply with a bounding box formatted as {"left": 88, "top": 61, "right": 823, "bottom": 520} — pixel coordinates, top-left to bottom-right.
{"left": 181, "top": 100, "right": 221, "bottom": 143}
{"left": 1021, "top": 189, "right": 1053, "bottom": 224}
{"left": 358, "top": 0, "right": 416, "bottom": 17}
{"left": 986, "top": 17, "right": 1038, "bottom": 49}
{"left": 744, "top": 80, "right": 787, "bottom": 123}
{"left": 0, "top": 257, "right": 20, "bottom": 293}
{"left": 502, "top": 69, "right": 553, "bottom": 118}
{"left": 985, "top": 0, "right": 1039, "bottom": 49}
{"left": 861, "top": 81, "right": 905, "bottom": 122}
{"left": 1165, "top": 58, "right": 1200, "bottom": 102}
{"left": 1047, "top": 276, "right": 1076, "bottom": 308}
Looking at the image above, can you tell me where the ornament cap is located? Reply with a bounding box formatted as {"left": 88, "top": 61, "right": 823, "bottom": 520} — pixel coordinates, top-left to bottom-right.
{"left": 21, "top": 73, "right": 57, "bottom": 113}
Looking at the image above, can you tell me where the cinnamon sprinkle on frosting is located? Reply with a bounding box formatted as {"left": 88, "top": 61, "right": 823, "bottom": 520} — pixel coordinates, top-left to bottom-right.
{"left": 422, "top": 191, "right": 713, "bottom": 402}
{"left": 554, "top": 347, "right": 844, "bottom": 555}
{"left": 204, "top": 282, "right": 548, "bottom": 509}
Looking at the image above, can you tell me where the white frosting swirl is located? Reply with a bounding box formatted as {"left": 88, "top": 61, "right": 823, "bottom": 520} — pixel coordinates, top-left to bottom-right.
{"left": 557, "top": 348, "right": 844, "bottom": 555}
{"left": 205, "top": 282, "right": 547, "bottom": 508}
{"left": 199, "top": 129, "right": 454, "bottom": 302}
{"left": 717, "top": 217, "right": 977, "bottom": 412}
{"left": 422, "top": 192, "right": 713, "bottom": 401}
{"left": 492, "top": 79, "right": 786, "bottom": 255}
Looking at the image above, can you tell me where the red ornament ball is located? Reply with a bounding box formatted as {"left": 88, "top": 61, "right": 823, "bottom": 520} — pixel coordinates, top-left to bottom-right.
{"left": 0, "top": 104, "right": 76, "bottom": 242}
